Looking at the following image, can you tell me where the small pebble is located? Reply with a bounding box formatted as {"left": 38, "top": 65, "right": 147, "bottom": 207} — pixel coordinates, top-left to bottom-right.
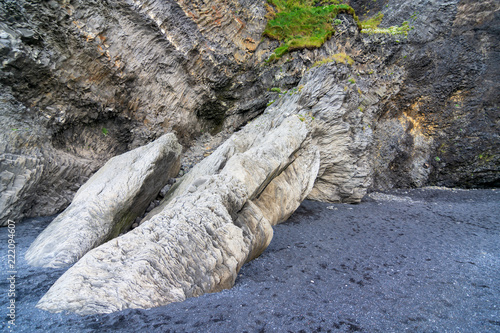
{"left": 145, "top": 202, "right": 155, "bottom": 212}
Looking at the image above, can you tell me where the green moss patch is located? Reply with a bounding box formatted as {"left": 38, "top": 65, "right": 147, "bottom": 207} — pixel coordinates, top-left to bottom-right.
{"left": 312, "top": 51, "right": 354, "bottom": 67}
{"left": 264, "top": 0, "right": 360, "bottom": 61}
{"left": 360, "top": 11, "right": 413, "bottom": 37}
{"left": 360, "top": 11, "right": 384, "bottom": 30}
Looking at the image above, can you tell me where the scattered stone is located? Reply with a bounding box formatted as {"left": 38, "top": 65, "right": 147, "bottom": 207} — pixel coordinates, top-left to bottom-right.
{"left": 367, "top": 192, "right": 420, "bottom": 204}
{"left": 159, "top": 184, "right": 171, "bottom": 198}
{"left": 145, "top": 201, "right": 156, "bottom": 213}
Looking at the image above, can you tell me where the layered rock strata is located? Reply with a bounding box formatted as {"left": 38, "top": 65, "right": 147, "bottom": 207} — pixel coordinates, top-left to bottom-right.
{"left": 0, "top": 0, "right": 273, "bottom": 224}
{"left": 1, "top": 0, "right": 498, "bottom": 226}
{"left": 2, "top": 0, "right": 499, "bottom": 316}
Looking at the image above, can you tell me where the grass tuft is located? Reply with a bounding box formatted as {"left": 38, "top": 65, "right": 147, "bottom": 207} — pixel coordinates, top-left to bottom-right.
{"left": 312, "top": 52, "right": 354, "bottom": 67}
{"left": 264, "top": 0, "right": 360, "bottom": 61}
{"left": 360, "top": 11, "right": 414, "bottom": 37}
{"left": 360, "top": 12, "right": 384, "bottom": 30}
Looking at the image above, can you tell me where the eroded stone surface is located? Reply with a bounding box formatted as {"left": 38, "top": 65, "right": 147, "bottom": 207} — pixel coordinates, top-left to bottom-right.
{"left": 36, "top": 59, "right": 375, "bottom": 314}
{"left": 25, "top": 133, "right": 181, "bottom": 268}
{"left": 36, "top": 114, "right": 320, "bottom": 314}
{"left": 0, "top": 153, "right": 43, "bottom": 226}
{"left": 2, "top": 0, "right": 499, "bottom": 317}
{"left": 1, "top": 0, "right": 498, "bottom": 225}
{"left": 0, "top": 0, "right": 274, "bottom": 223}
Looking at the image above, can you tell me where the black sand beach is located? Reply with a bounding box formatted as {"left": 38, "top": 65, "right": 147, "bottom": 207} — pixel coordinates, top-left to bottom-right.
{"left": 1, "top": 188, "right": 499, "bottom": 332}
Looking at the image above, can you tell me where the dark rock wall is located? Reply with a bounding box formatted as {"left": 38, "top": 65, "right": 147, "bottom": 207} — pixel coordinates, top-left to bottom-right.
{"left": 0, "top": 0, "right": 498, "bottom": 224}
{"left": 0, "top": 0, "right": 276, "bottom": 224}
{"left": 371, "top": 0, "right": 499, "bottom": 189}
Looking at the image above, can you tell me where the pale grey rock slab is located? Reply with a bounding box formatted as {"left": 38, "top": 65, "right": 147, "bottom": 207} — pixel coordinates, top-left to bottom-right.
{"left": 249, "top": 145, "right": 321, "bottom": 227}
{"left": 25, "top": 133, "right": 181, "bottom": 268}
{"left": 237, "top": 144, "right": 320, "bottom": 263}
{"left": 142, "top": 101, "right": 307, "bottom": 222}
{"left": 36, "top": 116, "right": 319, "bottom": 314}
{"left": 36, "top": 174, "right": 249, "bottom": 314}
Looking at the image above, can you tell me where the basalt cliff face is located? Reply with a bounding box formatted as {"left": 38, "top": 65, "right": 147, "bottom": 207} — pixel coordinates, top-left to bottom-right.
{"left": 1, "top": 0, "right": 499, "bottom": 226}
{"left": 0, "top": 0, "right": 272, "bottom": 225}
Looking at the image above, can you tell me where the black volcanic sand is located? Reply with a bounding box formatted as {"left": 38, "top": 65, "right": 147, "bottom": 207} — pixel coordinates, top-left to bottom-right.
{"left": 1, "top": 188, "right": 499, "bottom": 332}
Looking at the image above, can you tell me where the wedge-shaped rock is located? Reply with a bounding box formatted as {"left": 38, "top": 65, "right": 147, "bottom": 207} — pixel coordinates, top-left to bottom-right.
{"left": 25, "top": 133, "right": 182, "bottom": 268}
{"left": 36, "top": 117, "right": 320, "bottom": 315}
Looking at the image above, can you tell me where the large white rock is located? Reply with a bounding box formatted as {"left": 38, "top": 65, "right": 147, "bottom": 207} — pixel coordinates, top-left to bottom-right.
{"left": 25, "top": 133, "right": 182, "bottom": 268}
{"left": 36, "top": 116, "right": 320, "bottom": 315}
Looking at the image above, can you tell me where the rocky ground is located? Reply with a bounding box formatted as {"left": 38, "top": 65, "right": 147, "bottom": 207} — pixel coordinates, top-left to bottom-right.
{"left": 1, "top": 187, "right": 499, "bottom": 332}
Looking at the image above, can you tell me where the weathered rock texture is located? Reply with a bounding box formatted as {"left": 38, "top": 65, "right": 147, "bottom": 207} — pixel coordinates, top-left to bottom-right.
{"left": 1, "top": 0, "right": 498, "bottom": 224}
{"left": 2, "top": 0, "right": 494, "bottom": 315}
{"left": 37, "top": 110, "right": 320, "bottom": 314}
{"left": 369, "top": 0, "right": 500, "bottom": 189}
{"left": 0, "top": 0, "right": 275, "bottom": 224}
{"left": 0, "top": 89, "right": 100, "bottom": 226}
{"left": 25, "top": 133, "right": 181, "bottom": 268}
{"left": 36, "top": 42, "right": 407, "bottom": 312}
